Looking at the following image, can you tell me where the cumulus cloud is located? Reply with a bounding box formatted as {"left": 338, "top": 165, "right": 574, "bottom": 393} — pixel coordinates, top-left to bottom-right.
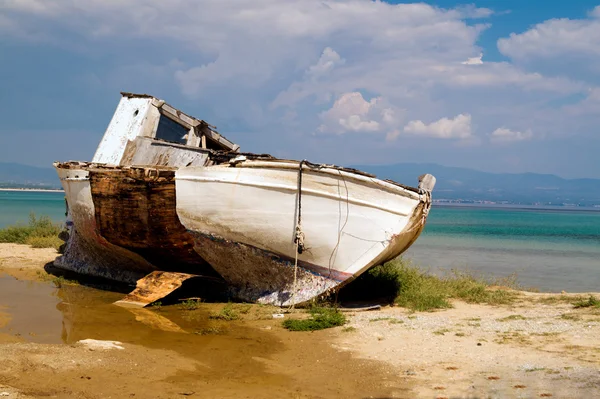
{"left": 318, "top": 92, "right": 399, "bottom": 134}
{"left": 306, "top": 47, "right": 344, "bottom": 80}
{"left": 403, "top": 114, "right": 472, "bottom": 139}
{"left": 462, "top": 53, "right": 483, "bottom": 65}
{"left": 1, "top": 0, "right": 599, "bottom": 172}
{"left": 498, "top": 12, "right": 600, "bottom": 62}
{"left": 590, "top": 6, "right": 600, "bottom": 18}
{"left": 490, "top": 128, "right": 533, "bottom": 143}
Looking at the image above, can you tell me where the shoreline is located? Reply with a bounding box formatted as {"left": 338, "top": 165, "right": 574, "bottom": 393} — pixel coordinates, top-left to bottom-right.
{"left": 433, "top": 202, "right": 600, "bottom": 212}
{"left": 0, "top": 188, "right": 64, "bottom": 193}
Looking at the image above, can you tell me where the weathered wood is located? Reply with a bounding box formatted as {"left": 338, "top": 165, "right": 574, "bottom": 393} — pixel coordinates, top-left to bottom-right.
{"left": 88, "top": 167, "right": 218, "bottom": 277}
{"left": 115, "top": 271, "right": 196, "bottom": 308}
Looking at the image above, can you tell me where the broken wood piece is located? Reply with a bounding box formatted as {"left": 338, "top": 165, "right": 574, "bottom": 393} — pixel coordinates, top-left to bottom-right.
{"left": 114, "top": 271, "right": 197, "bottom": 308}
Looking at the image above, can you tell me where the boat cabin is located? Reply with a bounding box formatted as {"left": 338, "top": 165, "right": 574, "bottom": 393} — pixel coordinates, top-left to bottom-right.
{"left": 92, "top": 92, "right": 239, "bottom": 167}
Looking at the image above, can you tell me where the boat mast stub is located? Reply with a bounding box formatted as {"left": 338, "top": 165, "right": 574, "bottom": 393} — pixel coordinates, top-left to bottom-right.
{"left": 418, "top": 174, "right": 436, "bottom": 192}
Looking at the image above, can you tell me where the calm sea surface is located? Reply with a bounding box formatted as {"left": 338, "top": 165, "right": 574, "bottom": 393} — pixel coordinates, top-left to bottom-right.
{"left": 405, "top": 205, "right": 600, "bottom": 292}
{"left": 0, "top": 191, "right": 598, "bottom": 292}
{"left": 0, "top": 191, "right": 66, "bottom": 227}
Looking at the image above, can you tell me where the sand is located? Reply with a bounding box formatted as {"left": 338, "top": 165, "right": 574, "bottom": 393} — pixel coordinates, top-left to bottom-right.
{"left": 335, "top": 297, "right": 600, "bottom": 398}
{"left": 1, "top": 243, "right": 599, "bottom": 398}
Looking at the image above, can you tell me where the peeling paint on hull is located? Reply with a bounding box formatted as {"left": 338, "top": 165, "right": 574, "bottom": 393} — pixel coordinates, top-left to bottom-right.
{"left": 189, "top": 232, "right": 341, "bottom": 306}
{"left": 55, "top": 165, "right": 155, "bottom": 283}
{"left": 54, "top": 163, "right": 218, "bottom": 284}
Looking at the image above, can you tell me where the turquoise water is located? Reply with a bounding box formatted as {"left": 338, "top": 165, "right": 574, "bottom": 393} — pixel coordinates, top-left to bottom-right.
{"left": 405, "top": 205, "right": 600, "bottom": 293}
{"left": 0, "top": 191, "right": 598, "bottom": 292}
{"left": 0, "top": 191, "right": 66, "bottom": 228}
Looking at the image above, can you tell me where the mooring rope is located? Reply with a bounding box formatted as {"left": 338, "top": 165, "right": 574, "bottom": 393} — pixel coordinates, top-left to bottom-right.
{"left": 288, "top": 160, "right": 307, "bottom": 309}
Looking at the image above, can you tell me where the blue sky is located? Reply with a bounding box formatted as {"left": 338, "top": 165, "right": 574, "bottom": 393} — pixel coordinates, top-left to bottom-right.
{"left": 1, "top": 0, "right": 599, "bottom": 178}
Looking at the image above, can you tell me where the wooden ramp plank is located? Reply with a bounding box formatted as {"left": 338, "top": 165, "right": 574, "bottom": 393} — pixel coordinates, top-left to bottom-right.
{"left": 114, "top": 271, "right": 197, "bottom": 308}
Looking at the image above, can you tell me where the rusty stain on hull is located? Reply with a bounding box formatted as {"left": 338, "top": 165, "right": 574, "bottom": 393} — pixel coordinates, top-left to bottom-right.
{"left": 88, "top": 166, "right": 218, "bottom": 277}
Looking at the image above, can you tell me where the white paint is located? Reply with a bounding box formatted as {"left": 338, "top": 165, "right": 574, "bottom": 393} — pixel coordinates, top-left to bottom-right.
{"left": 175, "top": 160, "right": 430, "bottom": 279}
{"left": 122, "top": 137, "right": 210, "bottom": 167}
{"left": 92, "top": 94, "right": 239, "bottom": 166}
{"left": 92, "top": 97, "right": 156, "bottom": 165}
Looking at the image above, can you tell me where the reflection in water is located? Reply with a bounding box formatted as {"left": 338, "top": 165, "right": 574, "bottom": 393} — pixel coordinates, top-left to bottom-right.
{"left": 0, "top": 274, "right": 397, "bottom": 398}
{"left": 0, "top": 275, "right": 208, "bottom": 345}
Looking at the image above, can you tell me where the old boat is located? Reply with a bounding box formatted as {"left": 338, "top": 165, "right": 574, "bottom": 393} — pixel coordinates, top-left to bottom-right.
{"left": 54, "top": 93, "right": 239, "bottom": 283}
{"left": 175, "top": 158, "right": 435, "bottom": 306}
{"left": 54, "top": 92, "right": 435, "bottom": 306}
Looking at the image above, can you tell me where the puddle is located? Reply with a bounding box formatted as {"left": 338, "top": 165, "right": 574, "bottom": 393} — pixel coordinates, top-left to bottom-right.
{"left": 0, "top": 274, "right": 270, "bottom": 349}
{"left": 0, "top": 276, "right": 63, "bottom": 343}
{"left": 0, "top": 273, "right": 403, "bottom": 398}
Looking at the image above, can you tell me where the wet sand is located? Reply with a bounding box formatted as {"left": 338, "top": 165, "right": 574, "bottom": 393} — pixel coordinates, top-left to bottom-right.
{"left": 1, "top": 243, "right": 599, "bottom": 398}
{"left": 0, "top": 244, "right": 403, "bottom": 399}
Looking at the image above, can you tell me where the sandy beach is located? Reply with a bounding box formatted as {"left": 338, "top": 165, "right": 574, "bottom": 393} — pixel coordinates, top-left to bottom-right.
{"left": 1, "top": 243, "right": 599, "bottom": 398}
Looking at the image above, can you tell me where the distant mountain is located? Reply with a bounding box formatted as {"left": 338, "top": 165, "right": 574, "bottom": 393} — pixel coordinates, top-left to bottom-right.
{"left": 3, "top": 161, "right": 599, "bottom": 206}
{"left": 351, "top": 163, "right": 600, "bottom": 207}
{"left": 0, "top": 162, "right": 60, "bottom": 189}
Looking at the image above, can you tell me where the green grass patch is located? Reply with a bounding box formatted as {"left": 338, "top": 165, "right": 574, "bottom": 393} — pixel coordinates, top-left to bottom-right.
{"left": 282, "top": 307, "right": 346, "bottom": 331}
{"left": 369, "top": 317, "right": 392, "bottom": 322}
{"left": 180, "top": 299, "right": 202, "bottom": 311}
{"left": 498, "top": 314, "right": 528, "bottom": 322}
{"left": 392, "top": 259, "right": 517, "bottom": 311}
{"left": 573, "top": 296, "right": 600, "bottom": 309}
{"left": 51, "top": 275, "right": 78, "bottom": 288}
{"left": 209, "top": 303, "right": 240, "bottom": 320}
{"left": 342, "top": 326, "right": 357, "bottom": 332}
{"left": 0, "top": 213, "right": 63, "bottom": 249}
{"left": 340, "top": 258, "right": 519, "bottom": 312}
{"left": 195, "top": 327, "right": 226, "bottom": 335}
{"left": 559, "top": 313, "right": 581, "bottom": 321}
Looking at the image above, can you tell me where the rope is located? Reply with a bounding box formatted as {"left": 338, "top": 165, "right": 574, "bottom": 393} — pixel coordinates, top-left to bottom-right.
{"left": 327, "top": 170, "right": 349, "bottom": 278}
{"left": 288, "top": 160, "right": 307, "bottom": 309}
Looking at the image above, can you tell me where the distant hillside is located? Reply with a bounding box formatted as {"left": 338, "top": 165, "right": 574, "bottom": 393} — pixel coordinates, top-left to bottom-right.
{"left": 351, "top": 163, "right": 600, "bottom": 207}
{"left": 0, "top": 163, "right": 60, "bottom": 189}
{"left": 2, "top": 161, "right": 599, "bottom": 206}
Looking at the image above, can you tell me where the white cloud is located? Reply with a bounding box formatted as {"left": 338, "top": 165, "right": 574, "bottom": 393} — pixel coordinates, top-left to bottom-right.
{"left": 498, "top": 13, "right": 600, "bottom": 62}
{"left": 306, "top": 47, "right": 344, "bottom": 79}
{"left": 490, "top": 128, "right": 533, "bottom": 143}
{"left": 590, "top": 6, "right": 600, "bottom": 18}
{"left": 1, "top": 0, "right": 599, "bottom": 168}
{"left": 318, "top": 92, "right": 398, "bottom": 134}
{"left": 403, "top": 114, "right": 472, "bottom": 139}
{"left": 462, "top": 53, "right": 483, "bottom": 65}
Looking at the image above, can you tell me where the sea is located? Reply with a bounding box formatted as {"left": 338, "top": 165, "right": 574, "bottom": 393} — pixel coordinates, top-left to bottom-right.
{"left": 1, "top": 190, "right": 598, "bottom": 292}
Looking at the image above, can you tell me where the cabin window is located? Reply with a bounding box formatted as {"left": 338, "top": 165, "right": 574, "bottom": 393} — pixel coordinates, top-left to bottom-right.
{"left": 155, "top": 115, "right": 189, "bottom": 145}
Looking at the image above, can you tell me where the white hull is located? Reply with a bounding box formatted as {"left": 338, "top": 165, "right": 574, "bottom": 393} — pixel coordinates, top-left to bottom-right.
{"left": 176, "top": 160, "right": 432, "bottom": 305}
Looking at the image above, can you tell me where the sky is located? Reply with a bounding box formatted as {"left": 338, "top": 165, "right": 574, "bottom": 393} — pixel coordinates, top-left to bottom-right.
{"left": 1, "top": 0, "right": 599, "bottom": 178}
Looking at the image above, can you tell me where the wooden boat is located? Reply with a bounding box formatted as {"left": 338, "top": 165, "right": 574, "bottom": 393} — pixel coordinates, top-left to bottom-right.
{"left": 54, "top": 92, "right": 238, "bottom": 283}
{"left": 175, "top": 157, "right": 435, "bottom": 306}
{"left": 54, "top": 92, "right": 435, "bottom": 306}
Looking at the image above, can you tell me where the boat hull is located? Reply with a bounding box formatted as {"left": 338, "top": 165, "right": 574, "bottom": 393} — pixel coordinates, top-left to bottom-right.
{"left": 176, "top": 160, "right": 431, "bottom": 306}
{"left": 54, "top": 163, "right": 217, "bottom": 283}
